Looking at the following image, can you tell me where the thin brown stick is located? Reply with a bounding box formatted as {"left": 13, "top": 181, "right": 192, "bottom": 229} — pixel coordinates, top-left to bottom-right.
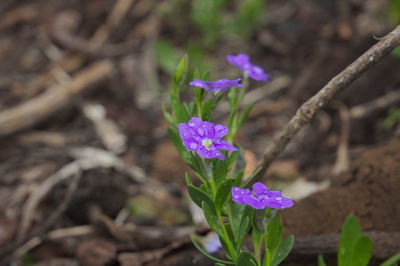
{"left": 292, "top": 232, "right": 400, "bottom": 259}
{"left": 0, "top": 60, "right": 113, "bottom": 137}
{"left": 246, "top": 25, "right": 400, "bottom": 186}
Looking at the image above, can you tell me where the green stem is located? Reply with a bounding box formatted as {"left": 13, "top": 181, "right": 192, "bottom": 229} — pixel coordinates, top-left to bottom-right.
{"left": 209, "top": 169, "right": 237, "bottom": 262}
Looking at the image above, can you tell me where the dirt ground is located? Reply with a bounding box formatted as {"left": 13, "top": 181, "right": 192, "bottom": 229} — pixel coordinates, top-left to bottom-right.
{"left": 0, "top": 0, "right": 399, "bottom": 265}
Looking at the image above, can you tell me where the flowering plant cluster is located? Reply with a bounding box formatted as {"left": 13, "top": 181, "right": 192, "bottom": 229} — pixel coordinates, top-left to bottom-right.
{"left": 164, "top": 54, "right": 294, "bottom": 266}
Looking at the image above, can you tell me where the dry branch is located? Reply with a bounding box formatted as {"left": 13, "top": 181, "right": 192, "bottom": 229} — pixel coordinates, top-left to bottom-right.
{"left": 292, "top": 232, "right": 400, "bottom": 259}
{"left": 247, "top": 25, "right": 400, "bottom": 185}
{"left": 0, "top": 60, "right": 113, "bottom": 137}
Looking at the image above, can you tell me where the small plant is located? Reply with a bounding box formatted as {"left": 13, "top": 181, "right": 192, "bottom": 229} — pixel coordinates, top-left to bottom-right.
{"left": 164, "top": 54, "right": 293, "bottom": 266}
{"left": 318, "top": 215, "right": 400, "bottom": 266}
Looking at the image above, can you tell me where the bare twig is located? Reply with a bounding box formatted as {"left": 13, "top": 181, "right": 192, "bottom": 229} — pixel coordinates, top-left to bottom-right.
{"left": 246, "top": 25, "right": 400, "bottom": 186}
{"left": 332, "top": 102, "right": 350, "bottom": 175}
{"left": 14, "top": 225, "right": 95, "bottom": 258}
{"left": 292, "top": 232, "right": 400, "bottom": 259}
{"left": 350, "top": 90, "right": 400, "bottom": 119}
{"left": 0, "top": 60, "right": 113, "bottom": 137}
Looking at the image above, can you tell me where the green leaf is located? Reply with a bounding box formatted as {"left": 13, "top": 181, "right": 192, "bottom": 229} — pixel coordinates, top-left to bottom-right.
{"left": 155, "top": 38, "right": 179, "bottom": 74}
{"left": 188, "top": 185, "right": 215, "bottom": 210}
{"left": 235, "top": 216, "right": 250, "bottom": 251}
{"left": 185, "top": 173, "right": 193, "bottom": 186}
{"left": 338, "top": 215, "right": 361, "bottom": 266}
{"left": 349, "top": 235, "right": 373, "bottom": 266}
{"left": 214, "top": 159, "right": 228, "bottom": 187}
{"left": 318, "top": 255, "right": 327, "bottom": 266}
{"left": 380, "top": 252, "right": 400, "bottom": 266}
{"left": 215, "top": 179, "right": 233, "bottom": 210}
{"left": 190, "top": 235, "right": 234, "bottom": 265}
{"left": 267, "top": 214, "right": 283, "bottom": 260}
{"left": 237, "top": 251, "right": 258, "bottom": 266}
{"left": 174, "top": 54, "right": 189, "bottom": 86}
{"left": 271, "top": 235, "right": 294, "bottom": 266}
{"left": 392, "top": 47, "right": 400, "bottom": 57}
{"left": 237, "top": 104, "right": 254, "bottom": 129}
{"left": 202, "top": 201, "right": 222, "bottom": 235}
{"left": 230, "top": 203, "right": 252, "bottom": 239}
{"left": 172, "top": 100, "right": 189, "bottom": 123}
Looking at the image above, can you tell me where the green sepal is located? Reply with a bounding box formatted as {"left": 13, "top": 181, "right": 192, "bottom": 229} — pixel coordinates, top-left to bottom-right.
{"left": 237, "top": 251, "right": 258, "bottom": 266}
{"left": 190, "top": 235, "right": 234, "bottom": 265}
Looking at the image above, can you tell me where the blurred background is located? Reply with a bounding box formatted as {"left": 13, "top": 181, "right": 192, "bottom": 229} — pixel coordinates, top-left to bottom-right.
{"left": 0, "top": 0, "right": 399, "bottom": 265}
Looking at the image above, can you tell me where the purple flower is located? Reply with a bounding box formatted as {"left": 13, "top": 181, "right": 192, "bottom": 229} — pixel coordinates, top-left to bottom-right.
{"left": 226, "top": 53, "right": 269, "bottom": 82}
{"left": 179, "top": 117, "right": 237, "bottom": 160}
{"left": 189, "top": 78, "right": 244, "bottom": 92}
{"left": 203, "top": 232, "right": 222, "bottom": 253}
{"left": 231, "top": 182, "right": 293, "bottom": 209}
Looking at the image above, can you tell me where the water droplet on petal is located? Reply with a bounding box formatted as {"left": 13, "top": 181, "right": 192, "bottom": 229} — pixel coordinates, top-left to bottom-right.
{"left": 190, "top": 143, "right": 198, "bottom": 149}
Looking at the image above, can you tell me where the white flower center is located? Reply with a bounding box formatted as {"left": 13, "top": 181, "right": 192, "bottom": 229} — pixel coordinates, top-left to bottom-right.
{"left": 202, "top": 139, "right": 213, "bottom": 150}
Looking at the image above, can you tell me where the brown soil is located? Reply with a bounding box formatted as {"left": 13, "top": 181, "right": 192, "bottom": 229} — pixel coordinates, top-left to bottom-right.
{"left": 282, "top": 137, "right": 400, "bottom": 236}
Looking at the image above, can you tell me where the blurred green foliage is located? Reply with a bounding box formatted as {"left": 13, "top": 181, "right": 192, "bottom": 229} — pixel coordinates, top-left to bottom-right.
{"left": 384, "top": 107, "right": 400, "bottom": 129}
{"left": 389, "top": 0, "right": 400, "bottom": 57}
{"left": 319, "top": 215, "right": 400, "bottom": 266}
{"left": 388, "top": 0, "right": 400, "bottom": 25}
{"left": 156, "top": 0, "right": 267, "bottom": 75}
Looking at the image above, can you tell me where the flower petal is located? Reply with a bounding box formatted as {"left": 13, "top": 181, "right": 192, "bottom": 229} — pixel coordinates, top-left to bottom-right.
{"left": 214, "top": 124, "right": 228, "bottom": 138}
{"left": 227, "top": 54, "right": 250, "bottom": 68}
{"left": 252, "top": 182, "right": 268, "bottom": 195}
{"left": 189, "top": 79, "right": 211, "bottom": 91}
{"left": 264, "top": 196, "right": 294, "bottom": 209}
{"left": 214, "top": 140, "right": 237, "bottom": 151}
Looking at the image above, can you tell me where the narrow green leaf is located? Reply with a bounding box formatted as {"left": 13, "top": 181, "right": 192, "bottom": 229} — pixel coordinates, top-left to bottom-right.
{"left": 214, "top": 159, "right": 228, "bottom": 187}
{"left": 380, "top": 252, "right": 400, "bottom": 266}
{"left": 237, "top": 104, "right": 254, "bottom": 129}
{"left": 338, "top": 215, "right": 362, "bottom": 266}
{"left": 172, "top": 100, "right": 189, "bottom": 123}
{"left": 318, "top": 255, "right": 327, "bottom": 266}
{"left": 271, "top": 235, "right": 294, "bottom": 266}
{"left": 188, "top": 185, "right": 215, "bottom": 210}
{"left": 185, "top": 173, "right": 193, "bottom": 186}
{"left": 202, "top": 201, "right": 222, "bottom": 235}
{"left": 349, "top": 235, "right": 373, "bottom": 266}
{"left": 235, "top": 216, "right": 250, "bottom": 251}
{"left": 155, "top": 38, "right": 179, "bottom": 74}
{"left": 215, "top": 179, "right": 233, "bottom": 210}
{"left": 174, "top": 54, "right": 189, "bottom": 86}
{"left": 162, "top": 105, "right": 175, "bottom": 125}
{"left": 230, "top": 203, "right": 252, "bottom": 239}
{"left": 237, "top": 251, "right": 258, "bottom": 266}
{"left": 191, "top": 235, "right": 234, "bottom": 265}
{"left": 267, "top": 214, "right": 283, "bottom": 260}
